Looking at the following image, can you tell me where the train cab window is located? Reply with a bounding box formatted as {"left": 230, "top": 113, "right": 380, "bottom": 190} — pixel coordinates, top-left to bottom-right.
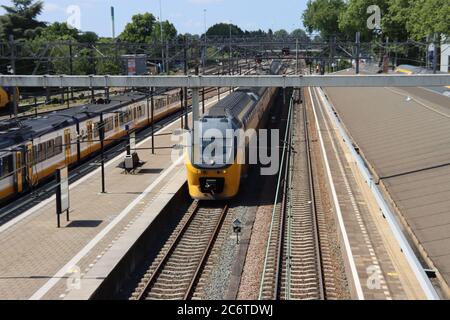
{"left": 0, "top": 154, "right": 13, "bottom": 178}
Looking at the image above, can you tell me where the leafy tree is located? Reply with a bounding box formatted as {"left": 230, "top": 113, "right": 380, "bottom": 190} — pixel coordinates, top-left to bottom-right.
{"left": 338, "top": 0, "right": 411, "bottom": 41}
{"left": 405, "top": 0, "right": 450, "bottom": 40}
{"left": 78, "top": 31, "right": 99, "bottom": 43}
{"left": 0, "top": 0, "right": 46, "bottom": 40}
{"left": 35, "top": 22, "right": 78, "bottom": 41}
{"left": 273, "top": 29, "right": 289, "bottom": 39}
{"left": 381, "top": 0, "right": 410, "bottom": 41}
{"left": 95, "top": 38, "right": 125, "bottom": 75}
{"left": 206, "top": 23, "right": 244, "bottom": 37}
{"left": 291, "top": 29, "right": 308, "bottom": 41}
{"left": 244, "top": 29, "right": 267, "bottom": 37}
{"left": 302, "top": 0, "right": 346, "bottom": 39}
{"left": 119, "top": 13, "right": 156, "bottom": 43}
{"left": 152, "top": 20, "right": 177, "bottom": 42}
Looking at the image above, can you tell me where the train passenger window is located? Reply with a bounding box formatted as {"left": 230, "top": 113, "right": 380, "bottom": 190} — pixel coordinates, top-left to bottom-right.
{"left": 55, "top": 136, "right": 63, "bottom": 154}
{"left": 114, "top": 115, "right": 119, "bottom": 128}
{"left": 105, "top": 117, "right": 114, "bottom": 132}
{"left": 0, "top": 154, "right": 13, "bottom": 177}
{"left": 36, "top": 143, "right": 45, "bottom": 163}
{"left": 46, "top": 140, "right": 55, "bottom": 159}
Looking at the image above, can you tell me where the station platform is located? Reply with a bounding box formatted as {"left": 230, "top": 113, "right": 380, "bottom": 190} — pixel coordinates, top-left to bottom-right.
{"left": 306, "top": 87, "right": 428, "bottom": 300}
{"left": 0, "top": 95, "right": 224, "bottom": 300}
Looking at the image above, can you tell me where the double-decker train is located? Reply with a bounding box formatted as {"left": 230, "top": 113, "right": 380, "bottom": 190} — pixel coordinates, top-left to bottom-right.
{"left": 0, "top": 88, "right": 197, "bottom": 203}
{"left": 185, "top": 61, "right": 284, "bottom": 200}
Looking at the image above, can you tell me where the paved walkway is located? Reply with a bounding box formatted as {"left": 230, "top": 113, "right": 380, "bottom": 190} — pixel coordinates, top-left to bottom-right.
{"left": 0, "top": 94, "right": 224, "bottom": 300}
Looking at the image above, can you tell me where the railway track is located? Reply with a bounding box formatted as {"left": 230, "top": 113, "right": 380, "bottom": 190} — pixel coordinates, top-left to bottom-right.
{"left": 131, "top": 201, "right": 229, "bottom": 300}
{"left": 259, "top": 92, "right": 332, "bottom": 300}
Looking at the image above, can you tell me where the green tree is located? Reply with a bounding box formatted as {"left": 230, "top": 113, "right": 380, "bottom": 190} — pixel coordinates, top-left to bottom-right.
{"left": 381, "top": 0, "right": 410, "bottom": 41}
{"left": 119, "top": 13, "right": 156, "bottom": 43}
{"left": 35, "top": 22, "right": 78, "bottom": 41}
{"left": 273, "top": 29, "right": 289, "bottom": 39}
{"left": 0, "top": 0, "right": 46, "bottom": 40}
{"left": 406, "top": 0, "right": 450, "bottom": 40}
{"left": 302, "top": 0, "right": 346, "bottom": 39}
{"left": 291, "top": 28, "right": 308, "bottom": 41}
{"left": 338, "top": 0, "right": 410, "bottom": 41}
{"left": 95, "top": 38, "right": 125, "bottom": 75}
{"left": 152, "top": 20, "right": 178, "bottom": 42}
{"left": 78, "top": 31, "right": 99, "bottom": 43}
{"left": 206, "top": 23, "right": 244, "bottom": 37}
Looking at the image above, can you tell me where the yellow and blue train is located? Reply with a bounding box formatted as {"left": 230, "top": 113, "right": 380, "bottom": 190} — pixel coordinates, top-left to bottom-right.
{"left": 185, "top": 61, "right": 283, "bottom": 200}
{"left": 0, "top": 89, "right": 188, "bottom": 203}
{"left": 0, "top": 86, "right": 15, "bottom": 110}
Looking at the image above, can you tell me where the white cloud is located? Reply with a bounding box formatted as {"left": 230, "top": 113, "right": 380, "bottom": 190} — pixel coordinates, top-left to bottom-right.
{"left": 44, "top": 3, "right": 63, "bottom": 13}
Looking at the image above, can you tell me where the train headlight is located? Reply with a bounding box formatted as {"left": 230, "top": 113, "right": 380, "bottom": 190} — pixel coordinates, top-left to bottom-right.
{"left": 209, "top": 159, "right": 216, "bottom": 165}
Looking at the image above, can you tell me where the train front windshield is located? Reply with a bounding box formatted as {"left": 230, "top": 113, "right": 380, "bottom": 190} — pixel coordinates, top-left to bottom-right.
{"left": 192, "top": 118, "right": 236, "bottom": 169}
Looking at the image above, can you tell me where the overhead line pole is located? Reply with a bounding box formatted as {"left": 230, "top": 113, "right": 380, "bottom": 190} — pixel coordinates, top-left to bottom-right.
{"left": 355, "top": 32, "right": 361, "bottom": 75}
{"left": 159, "top": 0, "right": 164, "bottom": 74}
{"left": 9, "top": 35, "right": 18, "bottom": 119}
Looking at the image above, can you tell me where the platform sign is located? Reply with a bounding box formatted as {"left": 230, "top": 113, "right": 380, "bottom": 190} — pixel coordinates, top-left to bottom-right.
{"left": 127, "top": 59, "right": 136, "bottom": 75}
{"left": 56, "top": 166, "right": 70, "bottom": 228}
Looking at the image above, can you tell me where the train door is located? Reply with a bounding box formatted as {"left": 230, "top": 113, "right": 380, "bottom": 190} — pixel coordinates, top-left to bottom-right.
{"left": 114, "top": 114, "right": 120, "bottom": 133}
{"left": 86, "top": 121, "right": 93, "bottom": 155}
{"left": 14, "top": 151, "right": 24, "bottom": 193}
{"left": 25, "top": 143, "right": 34, "bottom": 187}
{"left": 64, "top": 129, "right": 71, "bottom": 164}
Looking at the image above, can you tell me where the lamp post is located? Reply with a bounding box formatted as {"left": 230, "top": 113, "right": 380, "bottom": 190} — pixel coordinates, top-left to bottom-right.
{"left": 99, "top": 112, "right": 106, "bottom": 194}
{"left": 159, "top": 0, "right": 164, "bottom": 74}
{"left": 203, "top": 9, "right": 207, "bottom": 72}
{"left": 229, "top": 22, "right": 232, "bottom": 75}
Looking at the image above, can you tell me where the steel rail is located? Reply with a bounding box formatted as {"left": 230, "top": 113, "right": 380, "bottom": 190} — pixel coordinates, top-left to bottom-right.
{"left": 258, "top": 94, "right": 294, "bottom": 300}
{"left": 136, "top": 201, "right": 201, "bottom": 300}
{"left": 274, "top": 117, "right": 291, "bottom": 299}
{"left": 136, "top": 202, "right": 228, "bottom": 300}
{"left": 303, "top": 94, "right": 325, "bottom": 299}
{"left": 184, "top": 205, "right": 229, "bottom": 300}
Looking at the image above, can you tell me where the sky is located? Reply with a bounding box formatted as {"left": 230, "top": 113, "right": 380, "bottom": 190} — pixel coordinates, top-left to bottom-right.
{"left": 0, "top": 0, "right": 308, "bottom": 37}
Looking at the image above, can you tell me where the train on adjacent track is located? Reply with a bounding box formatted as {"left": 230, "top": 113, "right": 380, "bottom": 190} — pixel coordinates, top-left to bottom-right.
{"left": 185, "top": 60, "right": 284, "bottom": 200}
{"left": 0, "top": 87, "right": 16, "bottom": 110}
{"left": 0, "top": 88, "right": 194, "bottom": 203}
